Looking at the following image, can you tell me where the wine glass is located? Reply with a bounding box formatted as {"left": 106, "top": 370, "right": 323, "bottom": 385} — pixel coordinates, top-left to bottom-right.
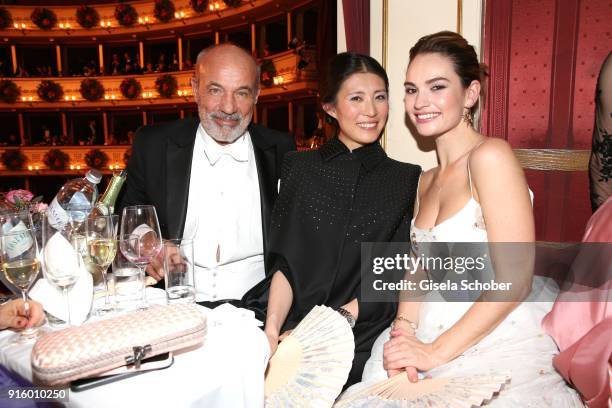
{"left": 84, "top": 215, "right": 118, "bottom": 315}
{"left": 119, "top": 205, "right": 162, "bottom": 309}
{"left": 0, "top": 209, "right": 35, "bottom": 295}
{"left": 41, "top": 214, "right": 81, "bottom": 327}
{"left": 0, "top": 226, "right": 43, "bottom": 343}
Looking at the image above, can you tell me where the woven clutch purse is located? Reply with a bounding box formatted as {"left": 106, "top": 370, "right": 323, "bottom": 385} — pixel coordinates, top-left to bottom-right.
{"left": 31, "top": 303, "right": 207, "bottom": 385}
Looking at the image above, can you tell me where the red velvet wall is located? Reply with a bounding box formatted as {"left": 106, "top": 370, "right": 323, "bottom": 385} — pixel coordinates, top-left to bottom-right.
{"left": 482, "top": 0, "right": 612, "bottom": 242}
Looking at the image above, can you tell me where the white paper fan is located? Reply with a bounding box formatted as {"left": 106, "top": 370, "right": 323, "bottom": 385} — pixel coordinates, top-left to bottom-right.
{"left": 264, "top": 305, "right": 355, "bottom": 408}
{"left": 335, "top": 372, "right": 510, "bottom": 407}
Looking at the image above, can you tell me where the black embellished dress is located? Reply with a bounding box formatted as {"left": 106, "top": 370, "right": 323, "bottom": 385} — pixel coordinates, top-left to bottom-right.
{"left": 244, "top": 137, "right": 421, "bottom": 385}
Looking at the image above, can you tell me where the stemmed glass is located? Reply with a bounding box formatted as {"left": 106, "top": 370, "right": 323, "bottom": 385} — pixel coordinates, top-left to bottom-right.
{"left": 41, "top": 214, "right": 81, "bottom": 327}
{"left": 0, "top": 226, "right": 42, "bottom": 343}
{"left": 0, "top": 210, "right": 35, "bottom": 295}
{"left": 119, "top": 205, "right": 162, "bottom": 309}
{"left": 84, "top": 215, "right": 118, "bottom": 315}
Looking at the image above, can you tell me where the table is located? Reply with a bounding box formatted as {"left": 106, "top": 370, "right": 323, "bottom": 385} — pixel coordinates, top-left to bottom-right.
{"left": 0, "top": 303, "right": 270, "bottom": 408}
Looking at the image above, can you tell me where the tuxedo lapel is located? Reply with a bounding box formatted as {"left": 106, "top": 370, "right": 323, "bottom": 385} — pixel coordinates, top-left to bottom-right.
{"left": 250, "top": 124, "right": 277, "bottom": 266}
{"left": 165, "top": 118, "right": 198, "bottom": 239}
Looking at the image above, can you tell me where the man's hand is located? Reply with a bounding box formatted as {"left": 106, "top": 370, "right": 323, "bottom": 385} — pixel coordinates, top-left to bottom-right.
{"left": 0, "top": 299, "right": 45, "bottom": 330}
{"left": 146, "top": 241, "right": 183, "bottom": 282}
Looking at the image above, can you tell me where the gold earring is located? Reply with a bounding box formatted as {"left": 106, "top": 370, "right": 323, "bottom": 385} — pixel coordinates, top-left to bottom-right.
{"left": 462, "top": 109, "right": 473, "bottom": 127}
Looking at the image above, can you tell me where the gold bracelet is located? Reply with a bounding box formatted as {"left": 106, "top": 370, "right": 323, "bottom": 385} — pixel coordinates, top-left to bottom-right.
{"left": 393, "top": 315, "right": 418, "bottom": 331}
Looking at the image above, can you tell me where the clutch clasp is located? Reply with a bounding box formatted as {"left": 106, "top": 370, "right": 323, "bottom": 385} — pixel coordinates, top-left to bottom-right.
{"left": 125, "top": 345, "right": 152, "bottom": 368}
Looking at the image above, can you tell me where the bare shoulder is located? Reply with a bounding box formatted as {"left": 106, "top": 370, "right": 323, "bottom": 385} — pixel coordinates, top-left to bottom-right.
{"left": 469, "top": 137, "right": 521, "bottom": 173}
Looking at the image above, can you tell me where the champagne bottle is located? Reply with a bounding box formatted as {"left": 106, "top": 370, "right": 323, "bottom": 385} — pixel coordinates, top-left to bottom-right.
{"left": 93, "top": 169, "right": 127, "bottom": 216}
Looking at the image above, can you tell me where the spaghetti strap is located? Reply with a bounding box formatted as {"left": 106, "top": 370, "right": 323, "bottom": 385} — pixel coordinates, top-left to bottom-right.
{"left": 467, "top": 140, "right": 486, "bottom": 200}
{"left": 414, "top": 171, "right": 424, "bottom": 218}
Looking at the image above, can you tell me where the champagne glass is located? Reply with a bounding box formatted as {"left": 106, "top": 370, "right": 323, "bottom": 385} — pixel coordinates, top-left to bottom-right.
{"left": 0, "top": 226, "right": 42, "bottom": 343}
{"left": 119, "top": 205, "right": 162, "bottom": 309}
{"left": 84, "top": 215, "right": 118, "bottom": 315}
{"left": 41, "top": 214, "right": 81, "bottom": 327}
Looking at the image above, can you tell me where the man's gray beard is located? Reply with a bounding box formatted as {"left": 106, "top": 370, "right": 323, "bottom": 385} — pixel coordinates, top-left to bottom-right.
{"left": 200, "top": 111, "right": 251, "bottom": 144}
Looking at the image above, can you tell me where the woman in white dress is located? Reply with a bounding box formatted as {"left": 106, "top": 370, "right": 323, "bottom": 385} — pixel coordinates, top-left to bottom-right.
{"left": 341, "top": 31, "right": 582, "bottom": 406}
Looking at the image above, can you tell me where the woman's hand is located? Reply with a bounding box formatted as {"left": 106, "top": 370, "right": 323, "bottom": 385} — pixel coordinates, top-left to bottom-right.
{"left": 279, "top": 330, "right": 293, "bottom": 341}
{"left": 265, "top": 329, "right": 280, "bottom": 357}
{"left": 383, "top": 328, "right": 444, "bottom": 382}
{"left": 0, "top": 299, "right": 45, "bottom": 330}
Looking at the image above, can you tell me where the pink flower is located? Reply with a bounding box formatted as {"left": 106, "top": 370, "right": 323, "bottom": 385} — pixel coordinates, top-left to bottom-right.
{"left": 32, "top": 202, "right": 48, "bottom": 213}
{"left": 6, "top": 189, "right": 34, "bottom": 205}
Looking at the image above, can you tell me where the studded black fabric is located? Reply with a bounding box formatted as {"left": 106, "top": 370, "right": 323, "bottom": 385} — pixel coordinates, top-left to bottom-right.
{"left": 266, "top": 137, "right": 421, "bottom": 384}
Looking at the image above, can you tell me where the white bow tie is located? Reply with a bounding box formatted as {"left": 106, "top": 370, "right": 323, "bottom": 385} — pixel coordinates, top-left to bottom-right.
{"left": 203, "top": 137, "right": 249, "bottom": 165}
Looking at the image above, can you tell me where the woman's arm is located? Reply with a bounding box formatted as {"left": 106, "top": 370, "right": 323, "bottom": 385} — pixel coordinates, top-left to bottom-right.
{"left": 431, "top": 139, "right": 534, "bottom": 362}
{"left": 385, "top": 138, "right": 535, "bottom": 373}
{"left": 264, "top": 271, "right": 294, "bottom": 355}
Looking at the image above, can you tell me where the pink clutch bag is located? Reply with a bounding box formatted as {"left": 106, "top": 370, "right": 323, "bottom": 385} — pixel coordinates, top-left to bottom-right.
{"left": 31, "top": 303, "right": 207, "bottom": 385}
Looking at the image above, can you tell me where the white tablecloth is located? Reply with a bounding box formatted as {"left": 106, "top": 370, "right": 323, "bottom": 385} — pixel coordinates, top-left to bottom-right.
{"left": 0, "top": 303, "right": 270, "bottom": 408}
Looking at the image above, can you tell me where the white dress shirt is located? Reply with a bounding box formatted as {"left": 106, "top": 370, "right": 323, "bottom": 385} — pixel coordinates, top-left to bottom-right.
{"left": 183, "top": 125, "right": 265, "bottom": 301}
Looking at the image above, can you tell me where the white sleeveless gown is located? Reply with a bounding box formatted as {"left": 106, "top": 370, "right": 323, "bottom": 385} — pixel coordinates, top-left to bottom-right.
{"left": 340, "top": 196, "right": 583, "bottom": 407}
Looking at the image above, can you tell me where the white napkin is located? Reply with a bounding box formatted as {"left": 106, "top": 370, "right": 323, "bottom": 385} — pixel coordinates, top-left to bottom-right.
{"left": 206, "top": 303, "right": 263, "bottom": 327}
{"left": 30, "top": 272, "right": 93, "bottom": 326}
{"left": 30, "top": 231, "right": 93, "bottom": 325}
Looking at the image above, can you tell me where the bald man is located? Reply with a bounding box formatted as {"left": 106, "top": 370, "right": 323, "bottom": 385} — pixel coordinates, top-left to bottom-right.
{"left": 119, "top": 44, "right": 296, "bottom": 302}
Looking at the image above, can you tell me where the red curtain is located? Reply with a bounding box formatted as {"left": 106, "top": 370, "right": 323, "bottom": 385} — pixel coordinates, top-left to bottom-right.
{"left": 342, "top": 0, "right": 370, "bottom": 55}
{"left": 482, "top": 0, "right": 611, "bottom": 241}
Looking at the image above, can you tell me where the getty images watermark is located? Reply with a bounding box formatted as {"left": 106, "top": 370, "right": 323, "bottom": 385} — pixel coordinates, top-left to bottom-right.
{"left": 371, "top": 252, "right": 512, "bottom": 292}
{"left": 360, "top": 242, "right": 611, "bottom": 302}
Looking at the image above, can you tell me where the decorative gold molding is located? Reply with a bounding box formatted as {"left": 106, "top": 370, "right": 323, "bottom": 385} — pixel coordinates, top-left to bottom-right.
{"left": 457, "top": 0, "right": 463, "bottom": 34}
{"left": 380, "top": 0, "right": 389, "bottom": 151}
{"left": 514, "top": 149, "right": 590, "bottom": 171}
{"left": 0, "top": 146, "right": 130, "bottom": 173}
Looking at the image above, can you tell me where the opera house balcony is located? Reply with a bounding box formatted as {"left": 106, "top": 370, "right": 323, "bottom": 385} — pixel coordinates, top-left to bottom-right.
{"left": 0, "top": 0, "right": 330, "bottom": 196}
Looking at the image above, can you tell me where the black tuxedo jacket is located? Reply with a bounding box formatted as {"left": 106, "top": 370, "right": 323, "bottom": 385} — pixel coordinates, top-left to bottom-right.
{"left": 117, "top": 117, "right": 296, "bottom": 271}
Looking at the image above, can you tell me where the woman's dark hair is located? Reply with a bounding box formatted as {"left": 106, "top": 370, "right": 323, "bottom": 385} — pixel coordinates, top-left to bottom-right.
{"left": 409, "top": 31, "right": 488, "bottom": 114}
{"left": 321, "top": 52, "right": 389, "bottom": 126}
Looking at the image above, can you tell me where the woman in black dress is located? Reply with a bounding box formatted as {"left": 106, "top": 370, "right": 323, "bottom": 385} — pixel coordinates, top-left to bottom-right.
{"left": 263, "top": 53, "right": 421, "bottom": 386}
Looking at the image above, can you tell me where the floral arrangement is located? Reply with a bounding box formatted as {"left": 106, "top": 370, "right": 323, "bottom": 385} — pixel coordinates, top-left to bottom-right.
{"left": 120, "top": 77, "right": 142, "bottom": 100}
{"left": 123, "top": 148, "right": 132, "bottom": 166}
{"left": 154, "top": 0, "right": 175, "bottom": 23}
{"left": 0, "top": 80, "right": 20, "bottom": 104}
{"left": 37, "top": 80, "right": 64, "bottom": 102}
{"left": 0, "top": 7, "right": 13, "bottom": 30}
{"left": 155, "top": 74, "right": 178, "bottom": 98}
{"left": 1, "top": 149, "right": 27, "bottom": 170}
{"left": 75, "top": 5, "right": 100, "bottom": 29}
{"left": 223, "top": 0, "right": 242, "bottom": 7}
{"left": 114, "top": 3, "right": 138, "bottom": 27}
{"left": 190, "top": 0, "right": 208, "bottom": 13}
{"left": 84, "top": 148, "right": 109, "bottom": 169}
{"left": 80, "top": 78, "right": 105, "bottom": 101}
{"left": 260, "top": 59, "right": 276, "bottom": 87}
{"left": 0, "top": 189, "right": 47, "bottom": 215}
{"left": 30, "top": 7, "right": 57, "bottom": 30}
{"left": 43, "top": 148, "right": 69, "bottom": 170}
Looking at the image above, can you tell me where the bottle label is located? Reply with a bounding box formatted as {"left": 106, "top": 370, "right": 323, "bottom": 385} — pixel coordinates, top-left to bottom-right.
{"left": 100, "top": 174, "right": 126, "bottom": 213}
{"left": 4, "top": 221, "right": 34, "bottom": 259}
{"left": 132, "top": 224, "right": 155, "bottom": 239}
{"left": 47, "top": 197, "right": 69, "bottom": 229}
{"left": 66, "top": 192, "right": 92, "bottom": 223}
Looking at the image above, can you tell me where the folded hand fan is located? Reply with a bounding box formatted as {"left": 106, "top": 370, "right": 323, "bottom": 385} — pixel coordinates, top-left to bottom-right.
{"left": 264, "top": 305, "right": 355, "bottom": 408}
{"left": 335, "top": 372, "right": 510, "bottom": 407}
